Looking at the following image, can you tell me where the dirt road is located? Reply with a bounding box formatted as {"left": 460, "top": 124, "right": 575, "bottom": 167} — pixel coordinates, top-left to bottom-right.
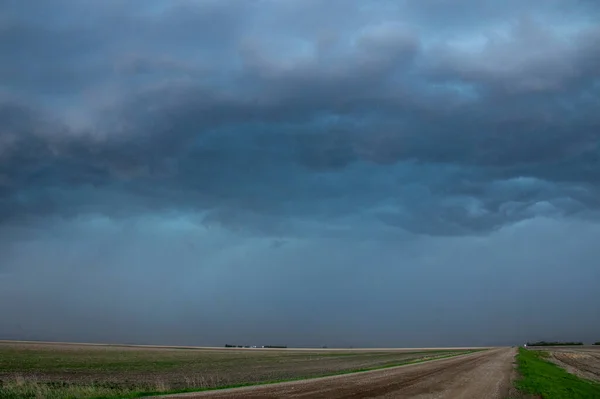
{"left": 156, "top": 347, "right": 515, "bottom": 399}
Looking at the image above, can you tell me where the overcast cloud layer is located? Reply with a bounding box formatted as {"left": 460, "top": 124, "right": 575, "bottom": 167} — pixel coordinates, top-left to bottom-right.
{"left": 1, "top": 0, "right": 599, "bottom": 347}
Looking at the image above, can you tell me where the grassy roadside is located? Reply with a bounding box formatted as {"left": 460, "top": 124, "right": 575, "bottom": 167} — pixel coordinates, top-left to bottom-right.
{"left": 513, "top": 348, "right": 600, "bottom": 399}
{"left": 0, "top": 350, "right": 477, "bottom": 399}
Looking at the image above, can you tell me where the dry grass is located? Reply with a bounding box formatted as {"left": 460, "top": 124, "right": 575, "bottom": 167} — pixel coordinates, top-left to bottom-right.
{"left": 0, "top": 341, "right": 471, "bottom": 398}
{"left": 0, "top": 378, "right": 133, "bottom": 399}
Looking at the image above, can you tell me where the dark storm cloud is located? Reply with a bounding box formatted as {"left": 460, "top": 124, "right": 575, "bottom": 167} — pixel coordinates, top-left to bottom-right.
{"left": 1, "top": 0, "right": 600, "bottom": 235}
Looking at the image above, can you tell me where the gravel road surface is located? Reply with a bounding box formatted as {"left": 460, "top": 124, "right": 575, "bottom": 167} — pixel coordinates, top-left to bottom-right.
{"left": 154, "top": 347, "right": 515, "bottom": 399}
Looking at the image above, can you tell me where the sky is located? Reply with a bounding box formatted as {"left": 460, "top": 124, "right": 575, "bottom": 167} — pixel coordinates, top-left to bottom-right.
{"left": 1, "top": 0, "right": 599, "bottom": 348}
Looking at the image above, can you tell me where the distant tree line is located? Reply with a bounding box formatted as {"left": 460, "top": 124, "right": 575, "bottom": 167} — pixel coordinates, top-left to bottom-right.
{"left": 526, "top": 341, "right": 583, "bottom": 346}
{"left": 594, "top": 342, "right": 600, "bottom": 346}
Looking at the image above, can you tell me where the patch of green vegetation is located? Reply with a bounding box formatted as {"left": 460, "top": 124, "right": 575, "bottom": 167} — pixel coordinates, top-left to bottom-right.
{"left": 514, "top": 348, "right": 600, "bottom": 399}
{"left": 0, "top": 345, "right": 465, "bottom": 374}
{"left": 309, "top": 350, "right": 451, "bottom": 358}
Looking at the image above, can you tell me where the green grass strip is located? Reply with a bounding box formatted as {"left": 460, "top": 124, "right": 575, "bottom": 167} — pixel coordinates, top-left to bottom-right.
{"left": 97, "top": 350, "right": 480, "bottom": 399}
{"left": 515, "top": 348, "right": 600, "bottom": 399}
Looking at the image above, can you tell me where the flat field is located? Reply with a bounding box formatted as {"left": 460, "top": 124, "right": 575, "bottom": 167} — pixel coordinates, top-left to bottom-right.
{"left": 0, "top": 341, "right": 473, "bottom": 399}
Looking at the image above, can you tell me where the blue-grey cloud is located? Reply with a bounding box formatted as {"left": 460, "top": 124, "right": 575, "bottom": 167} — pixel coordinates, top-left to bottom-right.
{"left": 1, "top": 215, "right": 599, "bottom": 346}
{"left": 1, "top": 0, "right": 599, "bottom": 235}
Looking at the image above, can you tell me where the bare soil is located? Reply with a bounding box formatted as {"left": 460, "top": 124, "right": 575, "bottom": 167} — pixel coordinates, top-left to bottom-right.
{"left": 155, "top": 347, "right": 516, "bottom": 398}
